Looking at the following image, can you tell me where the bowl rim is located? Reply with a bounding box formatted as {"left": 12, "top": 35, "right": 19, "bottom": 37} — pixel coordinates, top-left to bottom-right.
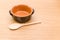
{"left": 10, "top": 4, "right": 33, "bottom": 17}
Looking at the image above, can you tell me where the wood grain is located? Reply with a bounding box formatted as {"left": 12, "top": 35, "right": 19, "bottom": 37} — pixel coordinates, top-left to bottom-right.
{"left": 0, "top": 0, "right": 60, "bottom": 40}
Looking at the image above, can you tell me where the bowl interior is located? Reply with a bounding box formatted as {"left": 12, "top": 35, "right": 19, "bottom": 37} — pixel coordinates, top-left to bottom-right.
{"left": 11, "top": 5, "right": 32, "bottom": 16}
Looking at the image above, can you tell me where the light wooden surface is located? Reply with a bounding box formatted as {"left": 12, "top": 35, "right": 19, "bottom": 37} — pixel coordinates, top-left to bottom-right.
{"left": 0, "top": 0, "right": 60, "bottom": 40}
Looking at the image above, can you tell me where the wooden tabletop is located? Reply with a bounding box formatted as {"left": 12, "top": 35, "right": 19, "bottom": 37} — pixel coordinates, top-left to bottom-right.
{"left": 0, "top": 0, "right": 60, "bottom": 40}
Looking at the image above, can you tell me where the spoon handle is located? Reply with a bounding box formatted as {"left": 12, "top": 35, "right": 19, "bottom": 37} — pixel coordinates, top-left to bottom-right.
{"left": 23, "top": 21, "right": 41, "bottom": 26}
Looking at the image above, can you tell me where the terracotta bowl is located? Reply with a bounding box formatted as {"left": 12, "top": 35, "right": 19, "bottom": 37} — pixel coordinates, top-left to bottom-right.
{"left": 9, "top": 4, "right": 34, "bottom": 23}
